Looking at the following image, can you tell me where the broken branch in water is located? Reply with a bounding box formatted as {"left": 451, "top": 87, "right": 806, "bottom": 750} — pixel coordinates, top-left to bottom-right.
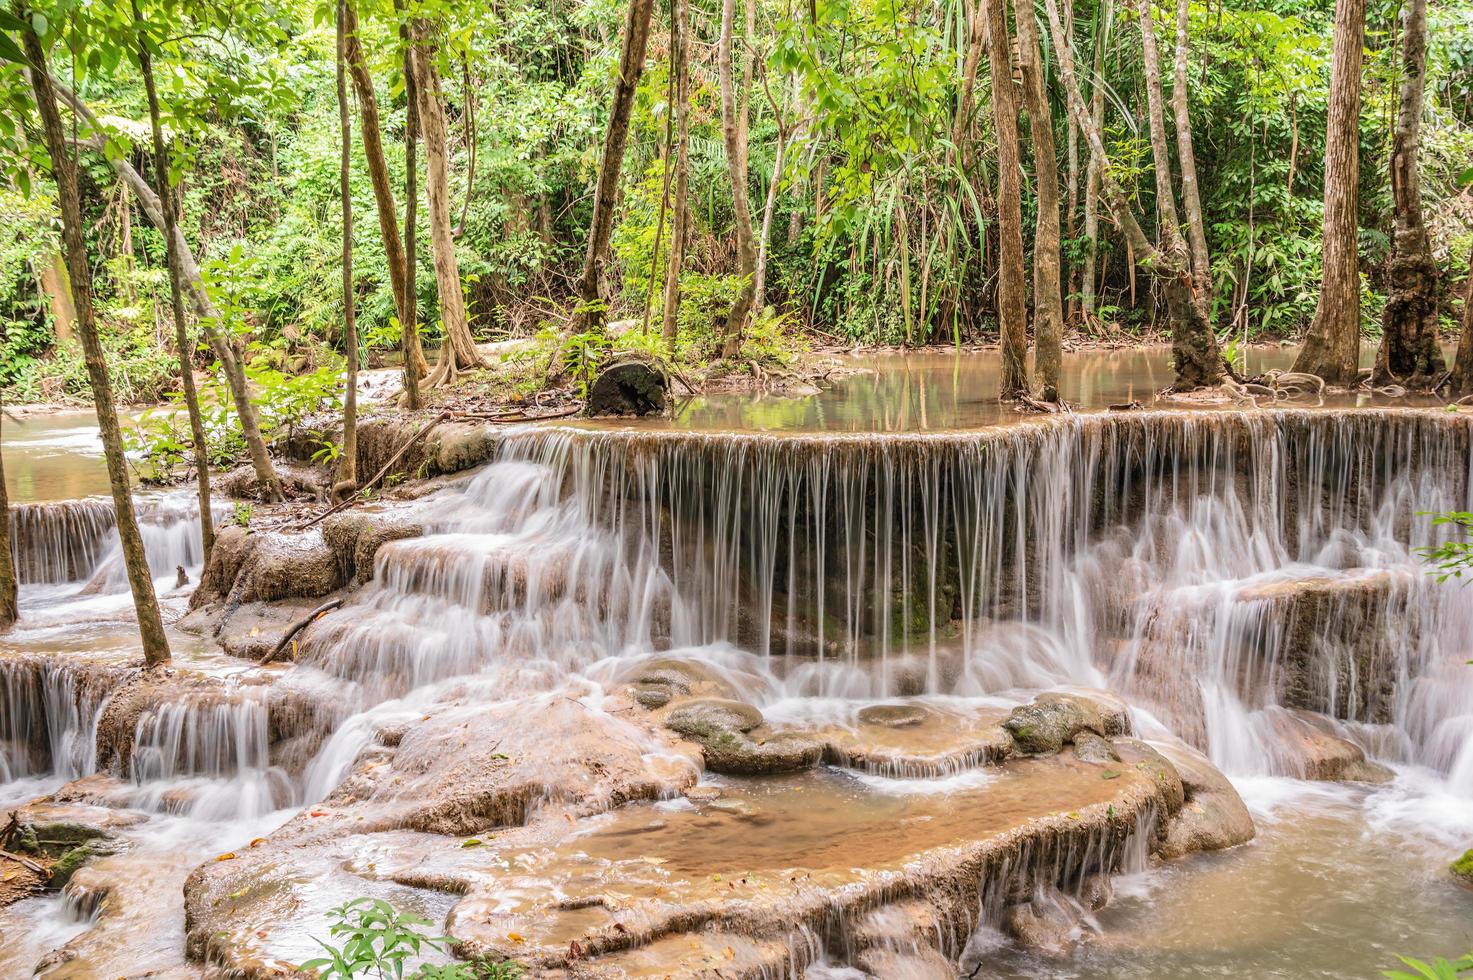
{"left": 258, "top": 597, "right": 345, "bottom": 666}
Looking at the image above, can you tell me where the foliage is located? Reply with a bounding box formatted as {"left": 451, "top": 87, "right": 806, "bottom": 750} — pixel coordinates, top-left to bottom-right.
{"left": 1417, "top": 512, "right": 1473, "bottom": 583}
{"left": 301, "top": 898, "right": 520, "bottom": 980}
{"left": 1383, "top": 953, "right": 1473, "bottom": 980}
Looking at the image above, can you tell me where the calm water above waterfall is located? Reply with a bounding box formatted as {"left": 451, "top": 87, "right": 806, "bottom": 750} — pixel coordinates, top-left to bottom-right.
{"left": 2, "top": 360, "right": 1472, "bottom": 976}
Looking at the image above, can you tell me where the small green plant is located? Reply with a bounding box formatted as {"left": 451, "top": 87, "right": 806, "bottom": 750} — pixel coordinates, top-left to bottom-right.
{"left": 1383, "top": 953, "right": 1473, "bottom": 980}
{"left": 1415, "top": 512, "right": 1473, "bottom": 583}
{"left": 232, "top": 502, "right": 254, "bottom": 529}
{"left": 561, "top": 328, "right": 614, "bottom": 398}
{"left": 301, "top": 898, "right": 520, "bottom": 980}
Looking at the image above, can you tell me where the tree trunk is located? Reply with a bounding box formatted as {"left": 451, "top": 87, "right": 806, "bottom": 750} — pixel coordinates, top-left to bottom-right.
{"left": 1171, "top": 0, "right": 1211, "bottom": 312}
{"left": 1452, "top": 244, "right": 1473, "bottom": 396}
{"left": 1044, "top": 0, "right": 1221, "bottom": 388}
{"left": 573, "top": 0, "right": 656, "bottom": 333}
{"left": 400, "top": 7, "right": 426, "bottom": 408}
{"left": 50, "top": 77, "right": 282, "bottom": 500}
{"left": 1137, "top": 0, "right": 1222, "bottom": 388}
{"left": 1292, "top": 0, "right": 1365, "bottom": 384}
{"left": 133, "top": 0, "right": 213, "bottom": 565}
{"left": 719, "top": 0, "right": 757, "bottom": 358}
{"left": 952, "top": 0, "right": 988, "bottom": 162}
{"left": 38, "top": 249, "right": 75, "bottom": 341}
{"left": 1081, "top": 0, "right": 1109, "bottom": 321}
{"left": 24, "top": 22, "right": 170, "bottom": 666}
{"left": 344, "top": 0, "right": 424, "bottom": 408}
{"left": 0, "top": 393, "right": 15, "bottom": 631}
{"left": 409, "top": 19, "right": 484, "bottom": 387}
{"left": 335, "top": 0, "right": 360, "bottom": 499}
{"left": 984, "top": 0, "right": 1029, "bottom": 398}
{"left": 661, "top": 0, "right": 692, "bottom": 347}
{"left": 1064, "top": 0, "right": 1080, "bottom": 324}
{"left": 1015, "top": 0, "right": 1063, "bottom": 400}
{"left": 1374, "top": 0, "right": 1443, "bottom": 386}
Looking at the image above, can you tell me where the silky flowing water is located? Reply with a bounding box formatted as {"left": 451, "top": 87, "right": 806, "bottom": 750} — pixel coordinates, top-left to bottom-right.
{"left": 1, "top": 350, "right": 1471, "bottom": 977}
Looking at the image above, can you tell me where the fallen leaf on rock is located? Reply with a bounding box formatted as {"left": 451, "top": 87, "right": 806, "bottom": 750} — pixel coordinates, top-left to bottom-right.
{"left": 215, "top": 852, "right": 236, "bottom": 862}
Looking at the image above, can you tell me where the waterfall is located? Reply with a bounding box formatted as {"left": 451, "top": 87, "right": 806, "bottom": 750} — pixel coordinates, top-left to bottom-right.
{"left": 0, "top": 657, "right": 121, "bottom": 783}
{"left": 297, "top": 409, "right": 1462, "bottom": 783}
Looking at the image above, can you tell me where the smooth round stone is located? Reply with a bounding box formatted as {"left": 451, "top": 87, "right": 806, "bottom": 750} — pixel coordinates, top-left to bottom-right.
{"left": 858, "top": 703, "right": 929, "bottom": 729}
{"left": 666, "top": 697, "right": 765, "bottom": 734}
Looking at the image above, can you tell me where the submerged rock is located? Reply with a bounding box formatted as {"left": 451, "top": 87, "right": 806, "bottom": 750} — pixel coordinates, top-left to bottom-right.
{"left": 666, "top": 697, "right": 765, "bottom": 735}
{"left": 666, "top": 698, "right": 824, "bottom": 775}
{"left": 858, "top": 702, "right": 929, "bottom": 728}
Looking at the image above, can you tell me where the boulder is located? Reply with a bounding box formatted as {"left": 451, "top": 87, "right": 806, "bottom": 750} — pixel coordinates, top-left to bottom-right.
{"left": 665, "top": 697, "right": 765, "bottom": 735}
{"left": 322, "top": 511, "right": 425, "bottom": 584}
{"left": 1262, "top": 708, "right": 1394, "bottom": 783}
{"left": 1110, "top": 737, "right": 1186, "bottom": 816}
{"left": 585, "top": 355, "right": 670, "bottom": 418}
{"left": 1153, "top": 741, "right": 1255, "bottom": 858}
{"left": 1452, "top": 850, "right": 1473, "bottom": 888}
{"left": 1000, "top": 889, "right": 1081, "bottom": 954}
{"left": 858, "top": 702, "right": 929, "bottom": 728}
{"left": 664, "top": 698, "right": 823, "bottom": 775}
{"left": 1004, "top": 690, "right": 1131, "bottom": 755}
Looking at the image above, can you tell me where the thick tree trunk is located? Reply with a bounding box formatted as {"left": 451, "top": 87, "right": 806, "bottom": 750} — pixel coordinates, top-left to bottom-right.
{"left": 344, "top": 0, "right": 424, "bottom": 408}
{"left": 984, "top": 0, "right": 1029, "bottom": 398}
{"left": 0, "top": 395, "right": 15, "bottom": 631}
{"left": 719, "top": 0, "right": 757, "bottom": 358}
{"left": 661, "top": 0, "right": 692, "bottom": 346}
{"left": 574, "top": 0, "right": 656, "bottom": 333}
{"left": 1374, "top": 0, "right": 1443, "bottom": 386}
{"left": 1045, "top": 0, "right": 1221, "bottom": 388}
{"left": 1137, "top": 0, "right": 1222, "bottom": 388}
{"left": 50, "top": 77, "right": 282, "bottom": 500}
{"left": 409, "top": 19, "right": 484, "bottom": 387}
{"left": 1171, "top": 0, "right": 1211, "bottom": 313}
{"left": 335, "top": 0, "right": 359, "bottom": 499}
{"left": 1015, "top": 0, "right": 1063, "bottom": 400}
{"left": 1293, "top": 0, "right": 1365, "bottom": 384}
{"left": 400, "top": 9, "right": 426, "bottom": 408}
{"left": 134, "top": 0, "right": 213, "bottom": 564}
{"left": 24, "top": 23, "right": 170, "bottom": 666}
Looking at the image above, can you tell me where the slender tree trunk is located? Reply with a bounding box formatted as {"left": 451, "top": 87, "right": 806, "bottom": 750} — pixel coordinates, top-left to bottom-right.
{"left": 1452, "top": 244, "right": 1473, "bottom": 396}
{"left": 409, "top": 19, "right": 484, "bottom": 386}
{"left": 133, "top": 0, "right": 213, "bottom": 565}
{"left": 23, "top": 22, "right": 170, "bottom": 666}
{"left": 1044, "top": 0, "right": 1221, "bottom": 388}
{"left": 755, "top": 75, "right": 797, "bottom": 315}
{"left": 335, "top": 0, "right": 359, "bottom": 499}
{"left": 1081, "top": 0, "right": 1109, "bottom": 320}
{"left": 719, "top": 0, "right": 757, "bottom": 358}
{"left": 573, "top": 0, "right": 656, "bottom": 333}
{"left": 1171, "top": 0, "right": 1210, "bottom": 312}
{"left": 1137, "top": 0, "right": 1222, "bottom": 388}
{"left": 0, "top": 393, "right": 15, "bottom": 631}
{"left": 661, "top": 0, "right": 692, "bottom": 347}
{"left": 642, "top": 57, "right": 674, "bottom": 336}
{"left": 1374, "top": 0, "right": 1443, "bottom": 386}
{"left": 1292, "top": 0, "right": 1365, "bottom": 384}
{"left": 344, "top": 0, "right": 423, "bottom": 408}
{"left": 953, "top": 0, "right": 988, "bottom": 162}
{"left": 400, "top": 9, "right": 426, "bottom": 408}
{"left": 984, "top": 0, "right": 1029, "bottom": 398}
{"left": 1015, "top": 0, "right": 1063, "bottom": 400}
{"left": 1064, "top": 0, "right": 1081, "bottom": 324}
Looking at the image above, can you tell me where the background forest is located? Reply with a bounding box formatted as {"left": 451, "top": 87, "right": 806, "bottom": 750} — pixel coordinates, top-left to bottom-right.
{"left": 0, "top": 0, "right": 1471, "bottom": 407}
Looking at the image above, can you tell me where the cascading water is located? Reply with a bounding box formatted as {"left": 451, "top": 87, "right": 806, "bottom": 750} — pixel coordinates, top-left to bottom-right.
{"left": 5, "top": 401, "right": 1473, "bottom": 977}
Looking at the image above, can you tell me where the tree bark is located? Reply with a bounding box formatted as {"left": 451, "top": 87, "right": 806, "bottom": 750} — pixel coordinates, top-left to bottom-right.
{"left": 133, "top": 0, "right": 213, "bottom": 564}
{"left": 1292, "top": 0, "right": 1365, "bottom": 384}
{"left": 335, "top": 0, "right": 360, "bottom": 499}
{"left": 1137, "top": 0, "right": 1222, "bottom": 388}
{"left": 1081, "top": 0, "right": 1109, "bottom": 321}
{"left": 400, "top": 7, "right": 426, "bottom": 408}
{"left": 1171, "top": 0, "right": 1210, "bottom": 313}
{"left": 952, "top": 0, "right": 988, "bottom": 162}
{"left": 344, "top": 0, "right": 424, "bottom": 407}
{"left": 409, "top": 19, "right": 484, "bottom": 386}
{"left": 38, "top": 249, "right": 74, "bottom": 341}
{"left": 719, "top": 0, "right": 757, "bottom": 358}
{"left": 1374, "top": 0, "right": 1443, "bottom": 386}
{"left": 1015, "top": 0, "right": 1063, "bottom": 400}
{"left": 0, "top": 393, "right": 15, "bottom": 631}
{"left": 661, "top": 0, "right": 692, "bottom": 347}
{"left": 984, "top": 0, "right": 1029, "bottom": 398}
{"left": 23, "top": 21, "right": 170, "bottom": 666}
{"left": 1452, "top": 244, "right": 1473, "bottom": 396}
{"left": 1045, "top": 0, "right": 1221, "bottom": 388}
{"left": 573, "top": 0, "right": 656, "bottom": 333}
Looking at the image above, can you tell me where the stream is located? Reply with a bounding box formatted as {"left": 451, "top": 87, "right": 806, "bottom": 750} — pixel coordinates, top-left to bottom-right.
{"left": 1, "top": 349, "right": 1471, "bottom": 977}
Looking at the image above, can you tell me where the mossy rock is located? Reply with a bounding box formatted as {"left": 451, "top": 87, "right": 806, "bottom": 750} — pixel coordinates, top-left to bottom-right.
{"left": 1452, "top": 850, "right": 1473, "bottom": 887}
